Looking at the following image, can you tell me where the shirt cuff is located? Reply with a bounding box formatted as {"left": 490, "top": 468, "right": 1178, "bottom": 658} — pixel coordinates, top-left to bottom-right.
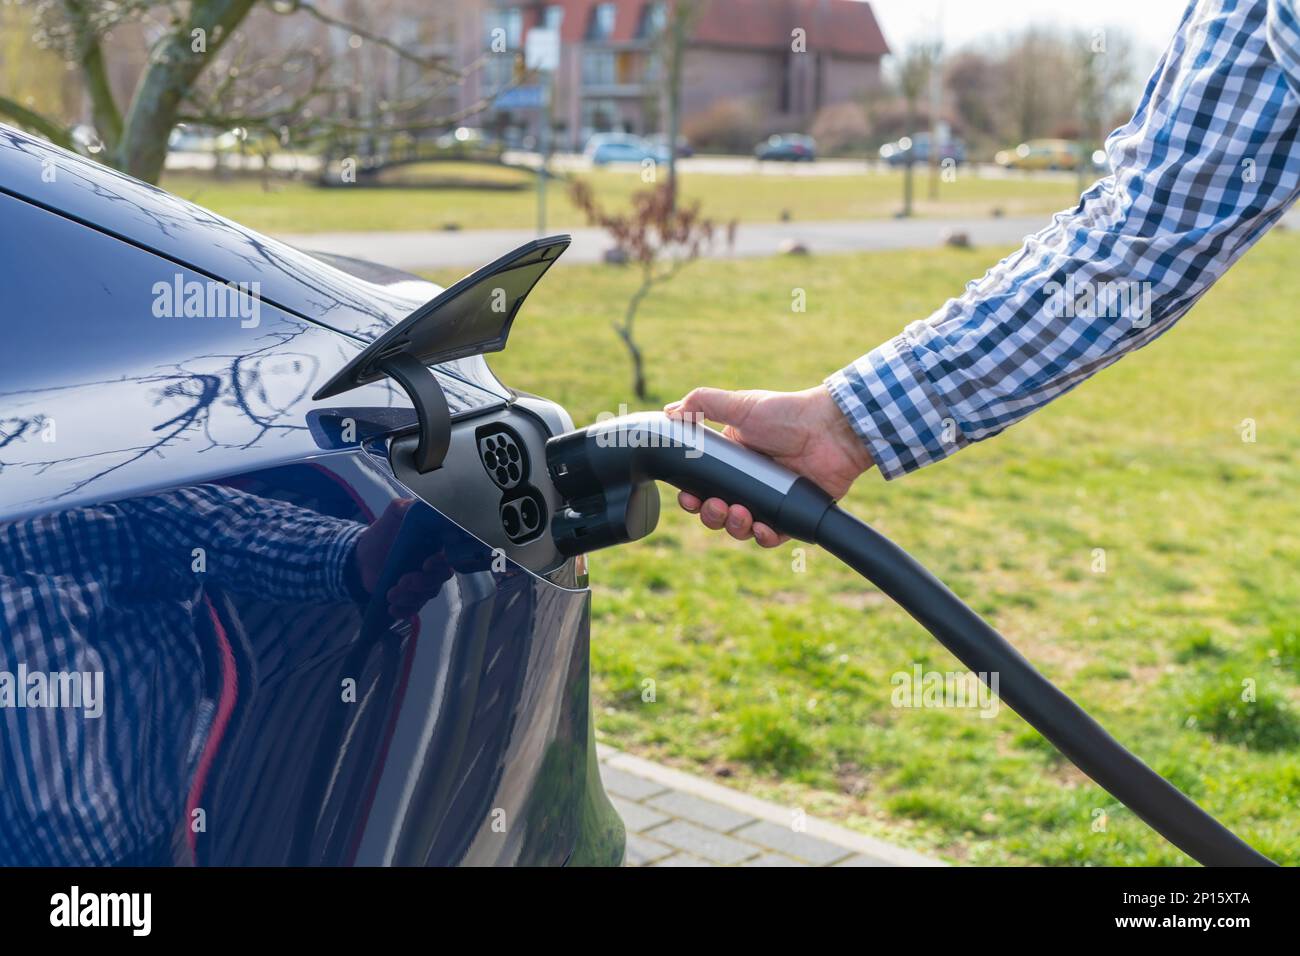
{"left": 825, "top": 332, "right": 969, "bottom": 480}
{"left": 322, "top": 522, "right": 367, "bottom": 603}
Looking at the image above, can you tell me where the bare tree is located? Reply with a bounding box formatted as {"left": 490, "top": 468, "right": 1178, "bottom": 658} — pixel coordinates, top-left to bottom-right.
{"left": 894, "top": 42, "right": 938, "bottom": 218}
{"left": 0, "top": 0, "right": 506, "bottom": 184}
{"left": 570, "top": 180, "right": 721, "bottom": 400}
{"left": 1074, "top": 27, "right": 1134, "bottom": 187}
{"left": 656, "top": 0, "right": 706, "bottom": 212}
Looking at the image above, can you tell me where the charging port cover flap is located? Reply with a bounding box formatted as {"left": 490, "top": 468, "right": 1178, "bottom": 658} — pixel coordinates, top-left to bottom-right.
{"left": 313, "top": 234, "right": 570, "bottom": 401}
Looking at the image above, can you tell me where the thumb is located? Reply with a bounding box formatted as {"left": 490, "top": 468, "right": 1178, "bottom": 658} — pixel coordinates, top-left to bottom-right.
{"left": 665, "top": 387, "right": 752, "bottom": 428}
{"left": 373, "top": 497, "right": 415, "bottom": 537}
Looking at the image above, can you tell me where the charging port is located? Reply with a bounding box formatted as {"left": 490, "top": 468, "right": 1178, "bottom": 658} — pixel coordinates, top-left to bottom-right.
{"left": 500, "top": 488, "right": 547, "bottom": 544}
{"left": 477, "top": 424, "right": 529, "bottom": 491}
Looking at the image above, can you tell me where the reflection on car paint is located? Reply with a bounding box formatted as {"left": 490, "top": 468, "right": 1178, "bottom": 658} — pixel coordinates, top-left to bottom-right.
{"left": 0, "top": 457, "right": 610, "bottom": 865}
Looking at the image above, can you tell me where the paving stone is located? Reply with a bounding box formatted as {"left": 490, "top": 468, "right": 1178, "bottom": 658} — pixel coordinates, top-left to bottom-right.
{"left": 600, "top": 765, "right": 668, "bottom": 801}
{"left": 611, "top": 795, "right": 670, "bottom": 833}
{"left": 645, "top": 790, "right": 755, "bottom": 833}
{"left": 742, "top": 852, "right": 808, "bottom": 867}
{"left": 652, "top": 853, "right": 712, "bottom": 867}
{"left": 834, "top": 853, "right": 897, "bottom": 867}
{"left": 624, "top": 832, "right": 673, "bottom": 866}
{"left": 732, "top": 820, "right": 853, "bottom": 866}
{"left": 648, "top": 820, "right": 759, "bottom": 865}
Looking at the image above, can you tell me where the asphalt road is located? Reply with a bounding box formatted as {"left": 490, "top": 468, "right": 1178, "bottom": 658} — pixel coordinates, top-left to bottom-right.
{"left": 276, "top": 215, "right": 1057, "bottom": 272}
{"left": 278, "top": 203, "right": 1300, "bottom": 274}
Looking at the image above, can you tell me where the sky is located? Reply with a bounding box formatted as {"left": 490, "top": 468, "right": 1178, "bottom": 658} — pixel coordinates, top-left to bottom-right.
{"left": 864, "top": 0, "right": 1192, "bottom": 63}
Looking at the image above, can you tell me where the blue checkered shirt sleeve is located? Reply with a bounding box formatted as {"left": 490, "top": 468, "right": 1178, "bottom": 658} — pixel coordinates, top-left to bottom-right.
{"left": 827, "top": 0, "right": 1300, "bottom": 479}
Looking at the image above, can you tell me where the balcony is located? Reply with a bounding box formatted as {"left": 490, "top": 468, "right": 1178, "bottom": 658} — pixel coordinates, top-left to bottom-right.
{"left": 580, "top": 48, "right": 658, "bottom": 96}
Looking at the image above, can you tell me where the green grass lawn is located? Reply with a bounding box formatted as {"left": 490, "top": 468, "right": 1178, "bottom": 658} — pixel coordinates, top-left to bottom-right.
{"left": 161, "top": 166, "right": 1083, "bottom": 234}
{"left": 433, "top": 229, "right": 1300, "bottom": 865}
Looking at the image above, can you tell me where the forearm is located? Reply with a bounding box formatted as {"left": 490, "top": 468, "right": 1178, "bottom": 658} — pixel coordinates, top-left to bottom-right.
{"left": 123, "top": 485, "right": 363, "bottom": 604}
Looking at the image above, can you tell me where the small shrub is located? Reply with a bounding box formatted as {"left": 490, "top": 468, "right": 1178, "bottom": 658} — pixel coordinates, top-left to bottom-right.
{"left": 1173, "top": 628, "right": 1224, "bottom": 663}
{"left": 1183, "top": 678, "right": 1300, "bottom": 752}
{"left": 809, "top": 102, "right": 871, "bottom": 156}
{"left": 727, "top": 704, "right": 814, "bottom": 771}
{"left": 681, "top": 98, "right": 764, "bottom": 153}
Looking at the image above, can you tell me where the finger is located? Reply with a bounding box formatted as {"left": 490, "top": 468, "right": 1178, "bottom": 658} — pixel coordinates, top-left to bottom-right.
{"left": 679, "top": 491, "right": 702, "bottom": 513}
{"left": 387, "top": 578, "right": 435, "bottom": 608}
{"left": 666, "top": 387, "right": 750, "bottom": 428}
{"left": 699, "top": 498, "right": 729, "bottom": 531}
{"left": 752, "top": 523, "right": 786, "bottom": 548}
{"left": 725, "top": 504, "right": 754, "bottom": 541}
{"left": 399, "top": 569, "right": 443, "bottom": 593}
{"left": 380, "top": 497, "right": 415, "bottom": 526}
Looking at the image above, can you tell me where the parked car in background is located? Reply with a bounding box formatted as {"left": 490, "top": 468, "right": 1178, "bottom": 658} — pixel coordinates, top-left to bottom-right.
{"left": 878, "top": 132, "right": 968, "bottom": 167}
{"left": 754, "top": 134, "right": 817, "bottom": 161}
{"left": 584, "top": 133, "right": 668, "bottom": 166}
{"left": 645, "top": 133, "right": 694, "bottom": 158}
{"left": 0, "top": 122, "right": 623, "bottom": 868}
{"left": 995, "top": 138, "right": 1084, "bottom": 171}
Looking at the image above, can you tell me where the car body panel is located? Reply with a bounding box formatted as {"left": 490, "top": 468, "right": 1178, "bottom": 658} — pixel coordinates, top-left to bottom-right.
{"left": 0, "top": 188, "right": 501, "bottom": 520}
{"left": 0, "top": 124, "right": 622, "bottom": 867}
{"left": 0, "top": 123, "right": 518, "bottom": 387}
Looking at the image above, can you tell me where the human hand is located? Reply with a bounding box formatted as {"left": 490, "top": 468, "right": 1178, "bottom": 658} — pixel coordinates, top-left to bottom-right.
{"left": 664, "top": 386, "right": 874, "bottom": 547}
{"left": 353, "top": 498, "right": 452, "bottom": 618}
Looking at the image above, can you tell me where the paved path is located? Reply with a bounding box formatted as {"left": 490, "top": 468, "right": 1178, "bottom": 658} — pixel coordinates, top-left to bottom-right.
{"left": 598, "top": 745, "right": 941, "bottom": 867}
{"left": 276, "top": 215, "right": 1051, "bottom": 272}
{"left": 280, "top": 209, "right": 1299, "bottom": 275}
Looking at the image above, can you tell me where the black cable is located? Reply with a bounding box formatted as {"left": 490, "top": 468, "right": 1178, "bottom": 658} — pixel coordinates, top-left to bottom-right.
{"left": 814, "top": 504, "right": 1275, "bottom": 867}
{"left": 546, "top": 414, "right": 1275, "bottom": 866}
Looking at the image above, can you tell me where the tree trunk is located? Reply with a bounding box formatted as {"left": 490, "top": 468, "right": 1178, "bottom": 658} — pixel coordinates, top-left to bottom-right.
{"left": 615, "top": 276, "right": 654, "bottom": 400}
{"left": 665, "top": 7, "right": 687, "bottom": 213}
{"left": 115, "top": 0, "right": 258, "bottom": 183}
{"left": 901, "top": 100, "right": 916, "bottom": 217}
{"left": 613, "top": 319, "right": 648, "bottom": 400}
{"left": 79, "top": 37, "right": 123, "bottom": 151}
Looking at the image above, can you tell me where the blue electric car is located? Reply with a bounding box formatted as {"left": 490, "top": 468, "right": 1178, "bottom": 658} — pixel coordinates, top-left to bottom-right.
{"left": 0, "top": 123, "right": 623, "bottom": 866}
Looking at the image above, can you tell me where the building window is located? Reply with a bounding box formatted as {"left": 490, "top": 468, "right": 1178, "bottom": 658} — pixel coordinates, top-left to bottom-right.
{"left": 581, "top": 49, "right": 618, "bottom": 85}
{"left": 543, "top": 5, "right": 565, "bottom": 31}
{"left": 485, "top": 8, "right": 523, "bottom": 49}
{"left": 587, "top": 2, "right": 616, "bottom": 41}
{"left": 484, "top": 52, "right": 514, "bottom": 89}
{"left": 637, "top": 1, "right": 667, "bottom": 39}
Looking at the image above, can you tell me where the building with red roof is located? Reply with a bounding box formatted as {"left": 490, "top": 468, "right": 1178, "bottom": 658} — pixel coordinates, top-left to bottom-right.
{"left": 485, "top": 0, "right": 890, "bottom": 151}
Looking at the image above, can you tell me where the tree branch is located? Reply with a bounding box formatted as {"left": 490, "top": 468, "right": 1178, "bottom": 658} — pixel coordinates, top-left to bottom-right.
{"left": 0, "top": 96, "right": 75, "bottom": 149}
{"left": 61, "top": 0, "right": 124, "bottom": 149}
{"left": 291, "top": 0, "right": 462, "bottom": 79}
